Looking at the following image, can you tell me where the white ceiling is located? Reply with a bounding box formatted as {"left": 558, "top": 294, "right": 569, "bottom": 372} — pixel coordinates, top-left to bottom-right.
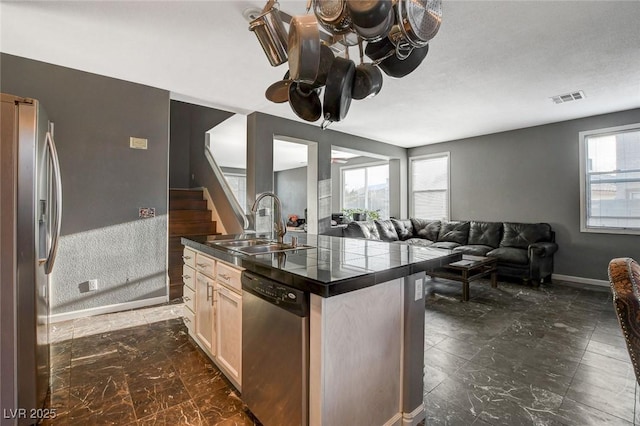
{"left": 2, "top": 1, "right": 639, "bottom": 148}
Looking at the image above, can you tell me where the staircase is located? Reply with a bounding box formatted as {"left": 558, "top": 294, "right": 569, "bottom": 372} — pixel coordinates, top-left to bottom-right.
{"left": 169, "top": 189, "right": 219, "bottom": 300}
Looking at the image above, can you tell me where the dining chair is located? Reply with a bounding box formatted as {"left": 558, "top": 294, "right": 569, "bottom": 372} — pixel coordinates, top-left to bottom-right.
{"left": 608, "top": 257, "right": 640, "bottom": 384}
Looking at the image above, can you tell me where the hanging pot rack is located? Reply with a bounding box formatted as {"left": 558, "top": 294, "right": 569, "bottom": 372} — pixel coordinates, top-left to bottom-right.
{"left": 248, "top": 0, "right": 443, "bottom": 127}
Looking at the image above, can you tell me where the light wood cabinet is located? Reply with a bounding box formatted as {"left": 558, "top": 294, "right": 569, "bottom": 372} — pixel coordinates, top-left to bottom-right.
{"left": 195, "top": 272, "right": 216, "bottom": 356}
{"left": 216, "top": 283, "right": 242, "bottom": 385}
{"left": 182, "top": 249, "right": 196, "bottom": 335}
{"left": 182, "top": 246, "right": 243, "bottom": 390}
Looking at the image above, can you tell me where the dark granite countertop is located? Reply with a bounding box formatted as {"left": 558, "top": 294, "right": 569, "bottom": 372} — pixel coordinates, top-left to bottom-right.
{"left": 182, "top": 234, "right": 461, "bottom": 298}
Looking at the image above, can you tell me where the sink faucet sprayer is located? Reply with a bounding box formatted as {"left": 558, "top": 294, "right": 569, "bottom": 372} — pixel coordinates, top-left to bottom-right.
{"left": 251, "top": 192, "right": 286, "bottom": 244}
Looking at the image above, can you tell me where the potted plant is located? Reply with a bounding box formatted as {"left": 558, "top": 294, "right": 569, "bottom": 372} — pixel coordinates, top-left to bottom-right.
{"left": 342, "top": 208, "right": 380, "bottom": 222}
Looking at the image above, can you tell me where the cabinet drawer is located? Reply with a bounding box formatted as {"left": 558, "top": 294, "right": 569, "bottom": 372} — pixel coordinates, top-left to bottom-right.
{"left": 183, "top": 284, "right": 195, "bottom": 313}
{"left": 182, "top": 265, "right": 195, "bottom": 290}
{"left": 216, "top": 262, "right": 243, "bottom": 293}
{"left": 182, "top": 247, "right": 196, "bottom": 269}
{"left": 195, "top": 253, "right": 216, "bottom": 279}
{"left": 183, "top": 305, "right": 195, "bottom": 334}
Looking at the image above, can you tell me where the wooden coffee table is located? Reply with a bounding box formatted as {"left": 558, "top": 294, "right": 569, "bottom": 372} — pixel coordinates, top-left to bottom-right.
{"left": 428, "top": 255, "right": 498, "bottom": 302}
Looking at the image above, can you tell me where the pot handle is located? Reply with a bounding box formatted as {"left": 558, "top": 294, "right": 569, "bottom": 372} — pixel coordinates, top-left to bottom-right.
{"left": 321, "top": 113, "right": 333, "bottom": 130}
{"left": 371, "top": 49, "right": 396, "bottom": 66}
{"left": 395, "top": 41, "right": 413, "bottom": 60}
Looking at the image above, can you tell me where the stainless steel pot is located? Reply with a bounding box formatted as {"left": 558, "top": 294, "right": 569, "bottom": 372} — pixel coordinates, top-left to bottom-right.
{"left": 313, "top": 0, "right": 352, "bottom": 35}
{"left": 249, "top": 5, "right": 289, "bottom": 67}
{"left": 390, "top": 0, "right": 442, "bottom": 52}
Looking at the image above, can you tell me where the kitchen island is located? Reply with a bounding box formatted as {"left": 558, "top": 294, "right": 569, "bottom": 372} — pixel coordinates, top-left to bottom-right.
{"left": 182, "top": 233, "right": 460, "bottom": 426}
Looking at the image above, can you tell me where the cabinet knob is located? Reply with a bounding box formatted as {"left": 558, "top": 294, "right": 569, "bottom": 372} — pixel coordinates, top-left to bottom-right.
{"left": 197, "top": 263, "right": 207, "bottom": 268}
{"left": 182, "top": 255, "right": 191, "bottom": 260}
{"left": 182, "top": 274, "right": 190, "bottom": 279}
{"left": 183, "top": 296, "right": 190, "bottom": 302}
{"left": 220, "top": 273, "right": 230, "bottom": 281}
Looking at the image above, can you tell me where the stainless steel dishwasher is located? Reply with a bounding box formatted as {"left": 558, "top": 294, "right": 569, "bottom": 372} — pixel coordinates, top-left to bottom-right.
{"left": 241, "top": 271, "right": 309, "bottom": 426}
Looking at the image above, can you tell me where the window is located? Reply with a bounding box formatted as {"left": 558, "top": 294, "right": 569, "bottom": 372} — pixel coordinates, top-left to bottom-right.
{"left": 580, "top": 124, "right": 640, "bottom": 234}
{"left": 224, "top": 174, "right": 247, "bottom": 213}
{"left": 342, "top": 164, "right": 389, "bottom": 218}
{"left": 410, "top": 153, "right": 449, "bottom": 220}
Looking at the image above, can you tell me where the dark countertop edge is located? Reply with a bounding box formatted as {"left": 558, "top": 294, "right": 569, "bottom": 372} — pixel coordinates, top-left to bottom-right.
{"left": 181, "top": 236, "right": 461, "bottom": 298}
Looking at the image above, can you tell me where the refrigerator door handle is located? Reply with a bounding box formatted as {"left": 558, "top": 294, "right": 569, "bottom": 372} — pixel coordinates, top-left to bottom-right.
{"left": 44, "top": 129, "right": 62, "bottom": 274}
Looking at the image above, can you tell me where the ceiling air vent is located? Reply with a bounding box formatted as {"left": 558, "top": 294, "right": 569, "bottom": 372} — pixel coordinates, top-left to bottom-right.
{"left": 551, "top": 90, "right": 586, "bottom": 104}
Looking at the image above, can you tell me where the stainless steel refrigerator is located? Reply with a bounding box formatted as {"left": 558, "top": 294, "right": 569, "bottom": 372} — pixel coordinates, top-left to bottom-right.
{"left": 1, "top": 94, "right": 62, "bottom": 425}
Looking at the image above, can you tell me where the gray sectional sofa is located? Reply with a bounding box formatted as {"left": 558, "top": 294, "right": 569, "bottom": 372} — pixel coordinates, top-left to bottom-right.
{"left": 337, "top": 218, "right": 558, "bottom": 284}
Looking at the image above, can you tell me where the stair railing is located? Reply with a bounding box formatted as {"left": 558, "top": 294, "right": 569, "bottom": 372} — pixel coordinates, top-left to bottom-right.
{"left": 204, "top": 140, "right": 250, "bottom": 230}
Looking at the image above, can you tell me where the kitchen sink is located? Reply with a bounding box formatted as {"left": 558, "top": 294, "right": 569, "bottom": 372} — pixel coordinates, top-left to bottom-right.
{"left": 212, "top": 239, "right": 271, "bottom": 247}
{"left": 210, "top": 239, "right": 314, "bottom": 255}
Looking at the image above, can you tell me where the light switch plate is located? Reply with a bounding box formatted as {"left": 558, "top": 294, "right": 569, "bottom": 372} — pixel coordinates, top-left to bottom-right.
{"left": 129, "top": 137, "right": 148, "bottom": 150}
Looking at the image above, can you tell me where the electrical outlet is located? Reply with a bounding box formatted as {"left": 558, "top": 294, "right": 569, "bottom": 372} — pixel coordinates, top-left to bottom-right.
{"left": 88, "top": 279, "right": 98, "bottom": 291}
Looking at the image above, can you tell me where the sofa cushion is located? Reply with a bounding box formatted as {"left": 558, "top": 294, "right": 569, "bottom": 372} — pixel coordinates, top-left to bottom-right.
{"left": 468, "top": 221, "right": 502, "bottom": 248}
{"left": 374, "top": 220, "right": 399, "bottom": 242}
{"left": 487, "top": 247, "right": 529, "bottom": 265}
{"left": 431, "top": 241, "right": 461, "bottom": 250}
{"left": 453, "top": 245, "right": 494, "bottom": 256}
{"left": 500, "top": 223, "right": 552, "bottom": 249}
{"left": 391, "top": 219, "right": 414, "bottom": 241}
{"left": 404, "top": 238, "right": 434, "bottom": 247}
{"left": 437, "top": 221, "right": 470, "bottom": 245}
{"left": 343, "top": 221, "right": 380, "bottom": 240}
{"left": 411, "top": 219, "right": 441, "bottom": 242}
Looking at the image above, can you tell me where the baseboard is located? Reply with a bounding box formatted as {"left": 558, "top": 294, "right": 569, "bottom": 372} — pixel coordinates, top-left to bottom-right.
{"left": 552, "top": 274, "right": 609, "bottom": 288}
{"left": 49, "top": 296, "right": 168, "bottom": 323}
{"left": 402, "top": 403, "right": 426, "bottom": 426}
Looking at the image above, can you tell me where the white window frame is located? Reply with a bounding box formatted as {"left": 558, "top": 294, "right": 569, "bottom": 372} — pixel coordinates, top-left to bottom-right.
{"left": 409, "top": 152, "right": 450, "bottom": 220}
{"left": 579, "top": 123, "right": 640, "bottom": 235}
{"left": 339, "top": 161, "right": 390, "bottom": 217}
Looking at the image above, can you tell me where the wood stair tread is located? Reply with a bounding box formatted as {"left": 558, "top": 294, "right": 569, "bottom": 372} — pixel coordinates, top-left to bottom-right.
{"left": 169, "top": 189, "right": 205, "bottom": 200}
{"left": 168, "top": 188, "right": 219, "bottom": 299}
{"left": 169, "top": 199, "right": 208, "bottom": 210}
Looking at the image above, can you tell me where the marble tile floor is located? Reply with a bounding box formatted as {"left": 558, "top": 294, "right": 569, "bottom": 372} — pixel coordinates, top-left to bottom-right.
{"left": 44, "top": 278, "right": 637, "bottom": 425}
{"left": 45, "top": 303, "right": 261, "bottom": 425}
{"left": 423, "top": 277, "right": 639, "bottom": 425}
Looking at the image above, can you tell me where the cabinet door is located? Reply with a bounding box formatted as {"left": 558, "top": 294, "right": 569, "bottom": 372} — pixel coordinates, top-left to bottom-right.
{"left": 195, "top": 272, "right": 216, "bottom": 356}
{"left": 216, "top": 284, "right": 242, "bottom": 385}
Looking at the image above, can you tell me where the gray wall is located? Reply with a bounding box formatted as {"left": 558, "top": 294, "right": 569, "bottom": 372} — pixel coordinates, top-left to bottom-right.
{"left": 170, "top": 101, "right": 240, "bottom": 232}
{"left": 408, "top": 108, "right": 640, "bottom": 281}
{"left": 275, "top": 166, "right": 307, "bottom": 223}
{"left": 247, "top": 112, "right": 408, "bottom": 233}
{"left": 1, "top": 53, "right": 170, "bottom": 314}
{"left": 169, "top": 101, "right": 191, "bottom": 188}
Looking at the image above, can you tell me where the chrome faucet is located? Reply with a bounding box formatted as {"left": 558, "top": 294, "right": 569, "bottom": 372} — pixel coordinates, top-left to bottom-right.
{"left": 251, "top": 192, "right": 286, "bottom": 244}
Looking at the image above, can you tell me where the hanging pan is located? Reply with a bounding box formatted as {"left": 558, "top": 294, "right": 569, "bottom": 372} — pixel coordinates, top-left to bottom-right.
{"left": 346, "top": 0, "right": 394, "bottom": 42}
{"left": 322, "top": 55, "right": 356, "bottom": 126}
{"left": 288, "top": 82, "right": 322, "bottom": 122}
{"left": 352, "top": 37, "right": 383, "bottom": 100}
{"left": 365, "top": 37, "right": 429, "bottom": 78}
{"left": 265, "top": 71, "right": 291, "bottom": 103}
{"left": 288, "top": 14, "right": 321, "bottom": 84}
